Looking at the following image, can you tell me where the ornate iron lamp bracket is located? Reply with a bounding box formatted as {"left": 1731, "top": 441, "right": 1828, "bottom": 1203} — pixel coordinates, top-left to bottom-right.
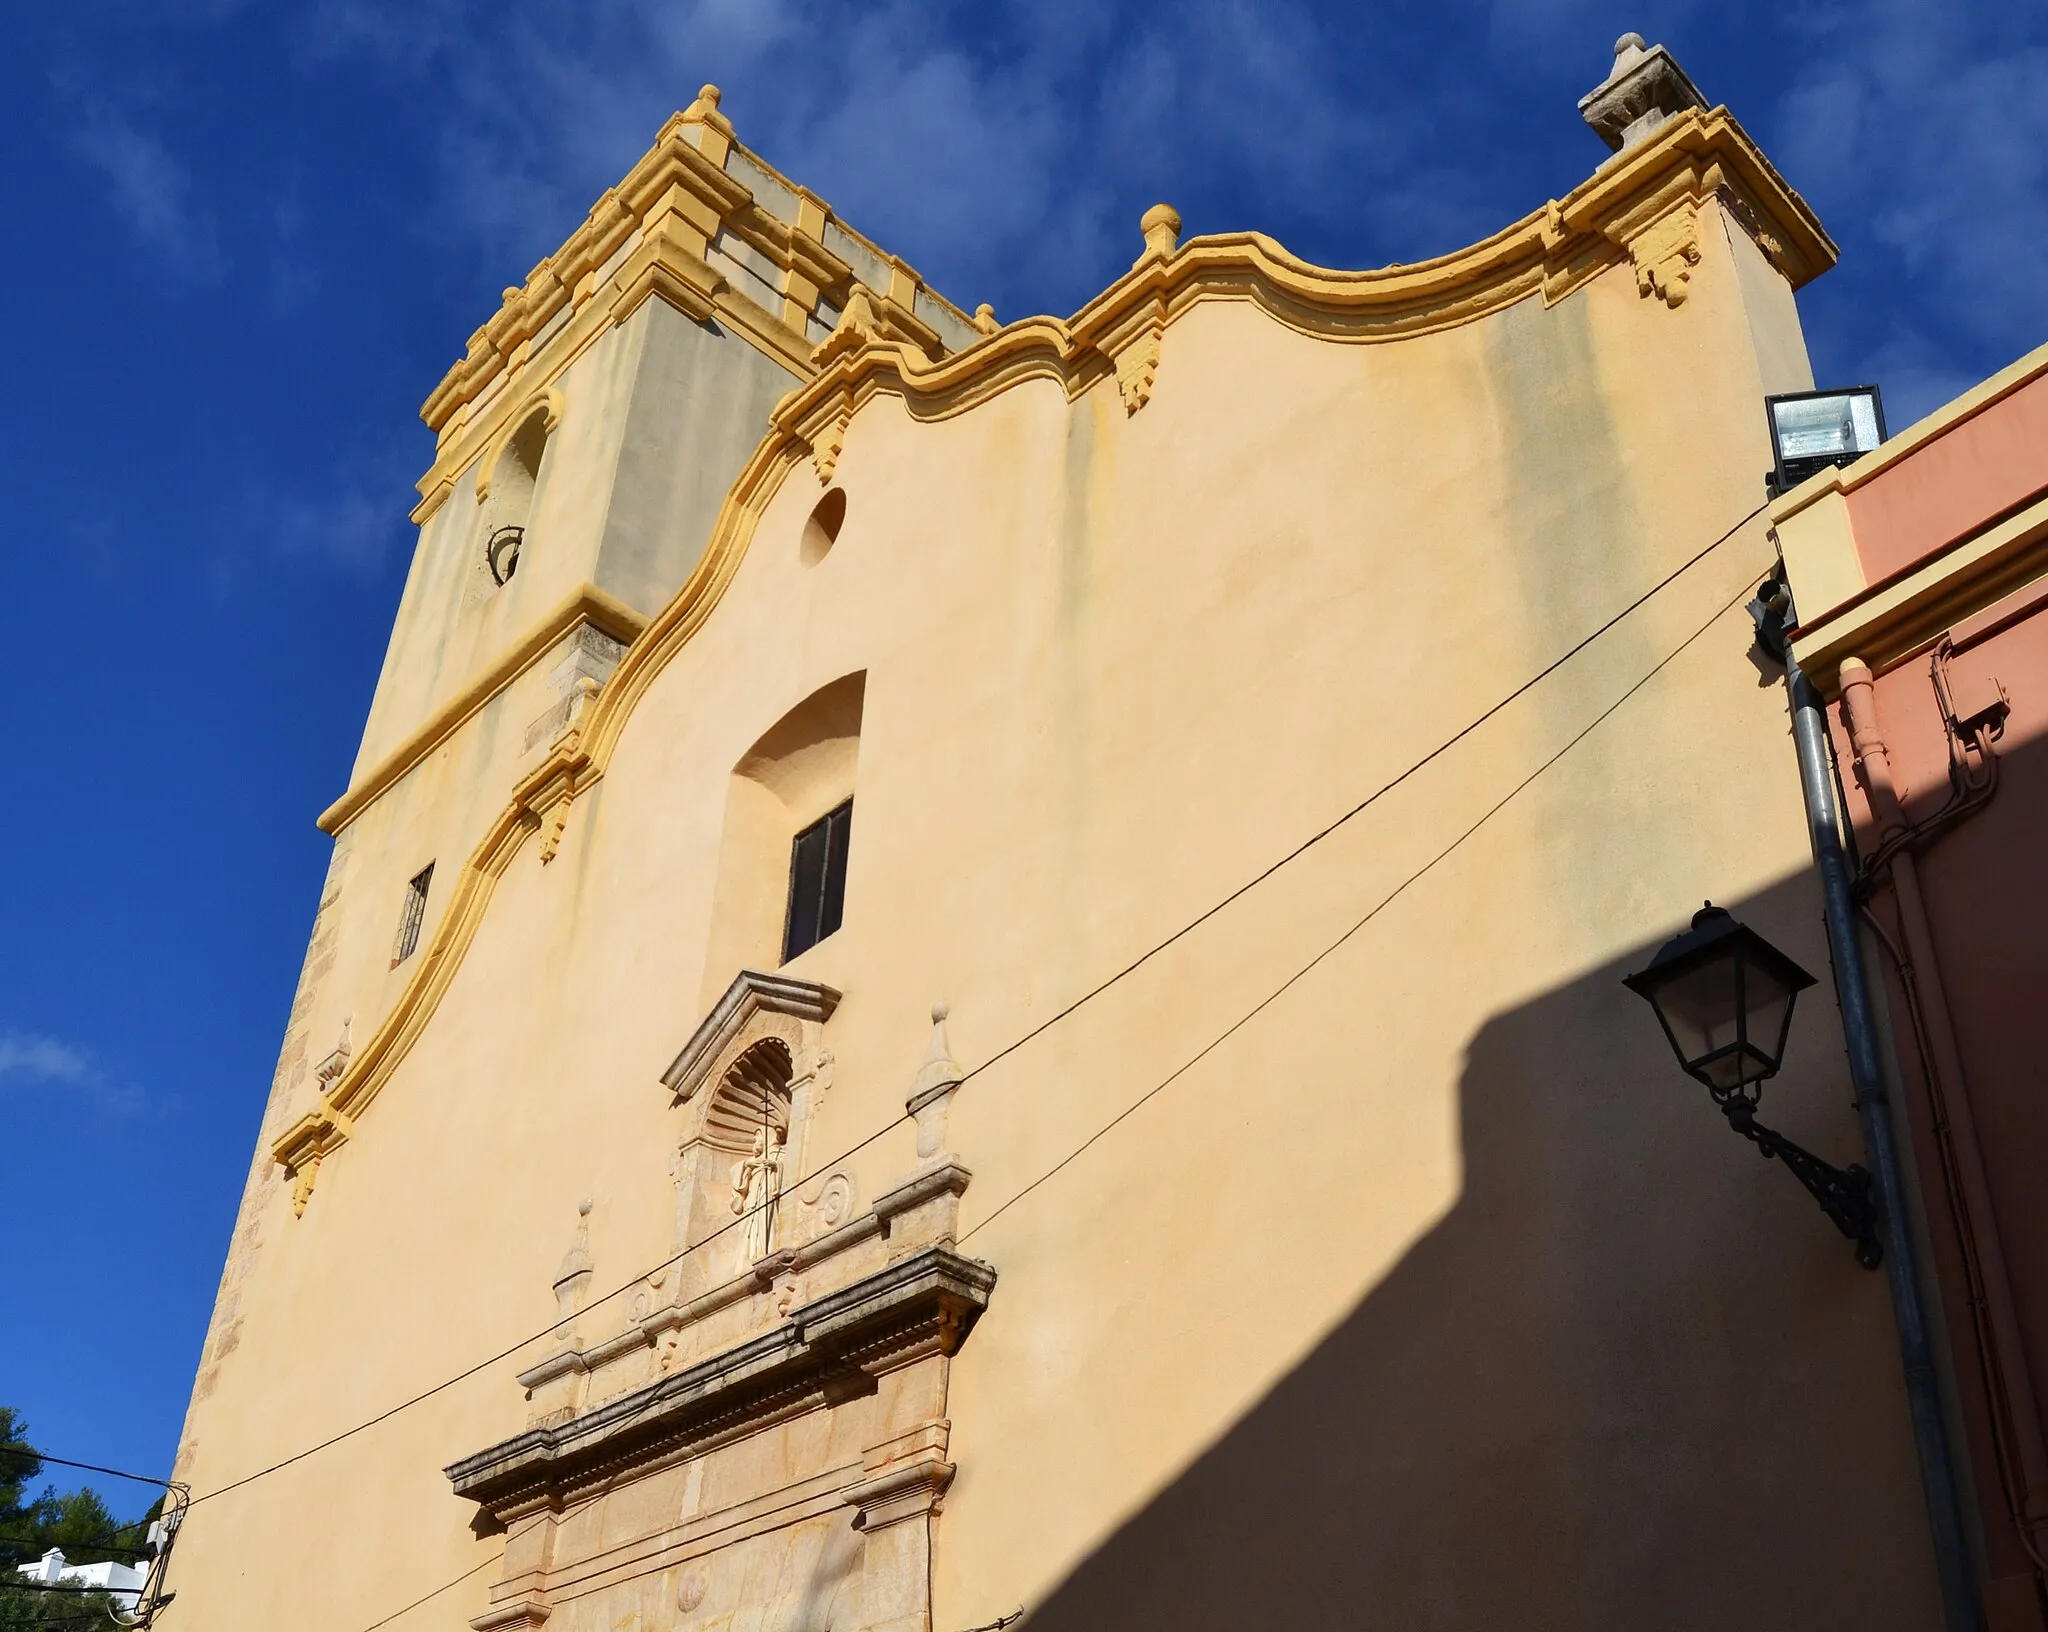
{"left": 1720, "top": 1095, "right": 1883, "bottom": 1269}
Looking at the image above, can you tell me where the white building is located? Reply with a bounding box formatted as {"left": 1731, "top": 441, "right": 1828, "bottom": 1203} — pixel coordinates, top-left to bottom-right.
{"left": 15, "top": 1547, "right": 146, "bottom": 1610}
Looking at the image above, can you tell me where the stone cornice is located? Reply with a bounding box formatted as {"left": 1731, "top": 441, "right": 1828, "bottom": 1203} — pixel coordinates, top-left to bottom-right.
{"left": 275, "top": 102, "right": 1835, "bottom": 1207}
{"left": 445, "top": 1245, "right": 996, "bottom": 1521}
{"left": 758, "top": 106, "right": 1829, "bottom": 458}
{"left": 660, "top": 970, "right": 842, "bottom": 1103}
{"left": 408, "top": 98, "right": 974, "bottom": 528}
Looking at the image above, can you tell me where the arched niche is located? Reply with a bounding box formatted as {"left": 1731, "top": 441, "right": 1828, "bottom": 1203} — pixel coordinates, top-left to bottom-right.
{"left": 662, "top": 970, "right": 840, "bottom": 1294}
{"left": 474, "top": 390, "right": 563, "bottom": 588}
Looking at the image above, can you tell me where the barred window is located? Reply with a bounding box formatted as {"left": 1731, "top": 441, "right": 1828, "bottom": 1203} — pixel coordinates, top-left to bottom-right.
{"left": 392, "top": 864, "right": 435, "bottom": 966}
{"left": 782, "top": 801, "right": 851, "bottom": 963}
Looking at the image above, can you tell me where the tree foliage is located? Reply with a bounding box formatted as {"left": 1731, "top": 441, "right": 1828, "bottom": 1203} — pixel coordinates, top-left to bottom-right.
{"left": 0, "top": 1410, "right": 151, "bottom": 1628}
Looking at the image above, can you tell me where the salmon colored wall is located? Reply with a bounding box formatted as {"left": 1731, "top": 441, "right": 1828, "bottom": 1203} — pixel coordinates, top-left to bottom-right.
{"left": 1831, "top": 609, "right": 2048, "bottom": 1630}
{"left": 1850, "top": 372, "right": 2048, "bottom": 588}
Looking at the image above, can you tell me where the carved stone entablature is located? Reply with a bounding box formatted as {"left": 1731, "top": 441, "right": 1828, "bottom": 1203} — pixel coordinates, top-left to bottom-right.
{"left": 448, "top": 1244, "right": 995, "bottom": 1521}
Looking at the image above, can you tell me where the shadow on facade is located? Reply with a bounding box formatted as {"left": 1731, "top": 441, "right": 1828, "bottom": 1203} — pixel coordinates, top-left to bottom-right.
{"left": 1022, "top": 872, "right": 1939, "bottom": 1631}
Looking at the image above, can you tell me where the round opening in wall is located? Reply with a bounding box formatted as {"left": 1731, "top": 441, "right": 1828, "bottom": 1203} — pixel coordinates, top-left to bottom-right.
{"left": 801, "top": 488, "right": 846, "bottom": 566}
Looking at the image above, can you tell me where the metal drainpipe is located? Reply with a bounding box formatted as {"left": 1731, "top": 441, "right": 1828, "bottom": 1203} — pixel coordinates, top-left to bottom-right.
{"left": 1786, "top": 646, "right": 1982, "bottom": 1631}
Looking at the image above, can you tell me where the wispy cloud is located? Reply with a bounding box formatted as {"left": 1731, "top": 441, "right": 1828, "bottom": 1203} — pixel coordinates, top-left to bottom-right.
{"left": 0, "top": 1034, "right": 92, "bottom": 1085}
{"left": 258, "top": 469, "right": 416, "bottom": 575}
{"left": 70, "top": 108, "right": 224, "bottom": 283}
{"left": 305, "top": 0, "right": 1411, "bottom": 320}
{"left": 0, "top": 1031, "right": 146, "bottom": 1117}
{"left": 1771, "top": 0, "right": 2048, "bottom": 425}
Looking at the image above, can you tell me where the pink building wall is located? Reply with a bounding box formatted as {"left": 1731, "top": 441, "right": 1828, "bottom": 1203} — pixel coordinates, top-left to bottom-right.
{"left": 1790, "top": 353, "right": 2048, "bottom": 1629}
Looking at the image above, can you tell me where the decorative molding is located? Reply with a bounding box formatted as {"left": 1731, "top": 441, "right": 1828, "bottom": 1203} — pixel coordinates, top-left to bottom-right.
{"left": 537, "top": 797, "right": 571, "bottom": 864}
{"left": 842, "top": 1456, "right": 955, "bottom": 1531}
{"left": 811, "top": 388, "right": 851, "bottom": 484}
{"left": 411, "top": 95, "right": 976, "bottom": 526}
{"left": 661, "top": 970, "right": 842, "bottom": 1105}
{"left": 279, "top": 105, "right": 1838, "bottom": 1196}
{"left": 1113, "top": 321, "right": 1162, "bottom": 414}
{"left": 274, "top": 1102, "right": 354, "bottom": 1215}
{"left": 1623, "top": 203, "right": 1700, "bottom": 307}
{"left": 873, "top": 1163, "right": 972, "bottom": 1246}
{"left": 445, "top": 1245, "right": 996, "bottom": 1522}
{"left": 319, "top": 584, "right": 643, "bottom": 837}
{"left": 470, "top": 1597, "right": 551, "bottom": 1632}
{"left": 1716, "top": 186, "right": 1789, "bottom": 275}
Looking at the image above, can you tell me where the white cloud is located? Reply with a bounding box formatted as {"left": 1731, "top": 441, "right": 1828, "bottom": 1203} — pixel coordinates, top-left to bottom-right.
{"left": 0, "top": 1033, "right": 92, "bottom": 1085}
{"left": 305, "top": 0, "right": 1410, "bottom": 320}
{"left": 260, "top": 472, "right": 415, "bottom": 574}
{"left": 0, "top": 1030, "right": 145, "bottom": 1117}
{"left": 1771, "top": 0, "right": 2048, "bottom": 417}
{"left": 70, "top": 109, "right": 225, "bottom": 283}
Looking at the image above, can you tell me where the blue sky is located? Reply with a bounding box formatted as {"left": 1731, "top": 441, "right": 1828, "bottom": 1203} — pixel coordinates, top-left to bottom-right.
{"left": 3, "top": 0, "right": 2044, "bottom": 1503}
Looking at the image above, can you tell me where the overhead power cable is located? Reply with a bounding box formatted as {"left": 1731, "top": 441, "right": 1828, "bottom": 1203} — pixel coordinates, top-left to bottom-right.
{"left": 958, "top": 567, "right": 1761, "bottom": 1249}
{"left": 0, "top": 1447, "right": 176, "bottom": 1490}
{"left": 0, "top": 1532, "right": 154, "bottom": 1558}
{"left": 185, "top": 498, "right": 1768, "bottom": 1510}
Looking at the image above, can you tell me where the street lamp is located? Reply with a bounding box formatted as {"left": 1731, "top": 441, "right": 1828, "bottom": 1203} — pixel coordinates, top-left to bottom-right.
{"left": 1625, "top": 904, "right": 1883, "bottom": 1268}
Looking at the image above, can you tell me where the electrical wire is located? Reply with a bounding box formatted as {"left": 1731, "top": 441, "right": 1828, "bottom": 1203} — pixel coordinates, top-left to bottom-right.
{"left": 0, "top": 1535, "right": 153, "bottom": 1559}
{"left": 959, "top": 567, "right": 1760, "bottom": 1249}
{"left": 276, "top": 539, "right": 1766, "bottom": 1632}
{"left": 184, "top": 498, "right": 1768, "bottom": 1512}
{"left": 357, "top": 1553, "right": 500, "bottom": 1632}
{"left": 0, "top": 1450, "right": 174, "bottom": 1490}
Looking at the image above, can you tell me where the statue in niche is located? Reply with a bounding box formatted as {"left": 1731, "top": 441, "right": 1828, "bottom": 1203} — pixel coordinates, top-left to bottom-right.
{"left": 731, "top": 1124, "right": 785, "bottom": 1269}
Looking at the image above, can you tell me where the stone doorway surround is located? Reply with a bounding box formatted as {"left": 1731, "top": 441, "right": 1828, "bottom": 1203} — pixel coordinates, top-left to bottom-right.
{"left": 446, "top": 980, "right": 994, "bottom": 1632}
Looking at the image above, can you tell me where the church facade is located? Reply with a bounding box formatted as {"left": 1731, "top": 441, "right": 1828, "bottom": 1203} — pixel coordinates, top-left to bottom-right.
{"left": 167, "top": 40, "right": 1953, "bottom": 1632}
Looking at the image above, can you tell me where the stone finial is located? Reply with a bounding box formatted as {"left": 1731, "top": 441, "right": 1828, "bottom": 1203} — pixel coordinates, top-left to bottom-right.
{"left": 973, "top": 303, "right": 1000, "bottom": 337}
{"left": 683, "top": 83, "right": 724, "bottom": 122}
{"left": 812, "top": 285, "right": 883, "bottom": 368}
{"left": 1137, "top": 203, "right": 1182, "bottom": 265}
{"left": 553, "top": 1199, "right": 594, "bottom": 1323}
{"left": 907, "top": 1002, "right": 964, "bottom": 1161}
{"left": 1577, "top": 33, "right": 1707, "bottom": 153}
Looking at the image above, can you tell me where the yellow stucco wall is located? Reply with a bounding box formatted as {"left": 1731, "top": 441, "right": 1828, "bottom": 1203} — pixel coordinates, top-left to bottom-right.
{"left": 165, "top": 106, "right": 1941, "bottom": 1632}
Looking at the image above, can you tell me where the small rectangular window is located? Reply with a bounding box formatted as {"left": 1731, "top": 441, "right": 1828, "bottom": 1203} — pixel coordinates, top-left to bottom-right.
{"left": 392, "top": 863, "right": 435, "bottom": 966}
{"left": 783, "top": 801, "right": 851, "bottom": 963}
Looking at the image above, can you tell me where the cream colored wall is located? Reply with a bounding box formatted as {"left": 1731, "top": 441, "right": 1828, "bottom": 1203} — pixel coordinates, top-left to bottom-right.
{"left": 353, "top": 298, "right": 795, "bottom": 783}
{"left": 165, "top": 198, "right": 1938, "bottom": 1630}
{"left": 353, "top": 319, "right": 637, "bottom": 781}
